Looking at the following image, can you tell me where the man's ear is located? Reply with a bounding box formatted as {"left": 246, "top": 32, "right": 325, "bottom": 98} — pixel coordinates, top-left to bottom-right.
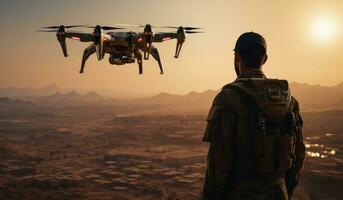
{"left": 234, "top": 53, "right": 241, "bottom": 63}
{"left": 262, "top": 54, "right": 268, "bottom": 65}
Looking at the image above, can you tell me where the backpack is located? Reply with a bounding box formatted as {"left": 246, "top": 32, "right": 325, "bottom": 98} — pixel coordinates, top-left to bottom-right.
{"left": 223, "top": 78, "right": 297, "bottom": 182}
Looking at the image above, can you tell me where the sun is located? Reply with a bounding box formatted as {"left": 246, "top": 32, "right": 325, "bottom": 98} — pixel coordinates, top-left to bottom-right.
{"left": 311, "top": 15, "right": 337, "bottom": 42}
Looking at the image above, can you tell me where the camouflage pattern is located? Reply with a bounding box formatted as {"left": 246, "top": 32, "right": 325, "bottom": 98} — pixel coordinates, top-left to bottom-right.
{"left": 202, "top": 70, "right": 305, "bottom": 200}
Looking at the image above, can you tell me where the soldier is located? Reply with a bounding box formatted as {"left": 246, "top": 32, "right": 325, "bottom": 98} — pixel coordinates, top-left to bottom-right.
{"left": 202, "top": 32, "right": 306, "bottom": 200}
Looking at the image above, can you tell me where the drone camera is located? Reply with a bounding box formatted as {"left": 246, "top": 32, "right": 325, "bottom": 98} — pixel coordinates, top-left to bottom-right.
{"left": 109, "top": 55, "right": 135, "bottom": 65}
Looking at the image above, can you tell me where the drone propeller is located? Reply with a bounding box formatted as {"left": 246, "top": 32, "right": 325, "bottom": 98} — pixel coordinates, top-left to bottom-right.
{"left": 185, "top": 30, "right": 204, "bottom": 34}
{"left": 85, "top": 25, "right": 124, "bottom": 30}
{"left": 114, "top": 24, "right": 161, "bottom": 28}
{"left": 36, "top": 25, "right": 85, "bottom": 32}
{"left": 42, "top": 25, "right": 85, "bottom": 29}
{"left": 35, "top": 30, "right": 58, "bottom": 32}
{"left": 162, "top": 26, "right": 202, "bottom": 30}
{"left": 114, "top": 24, "right": 143, "bottom": 27}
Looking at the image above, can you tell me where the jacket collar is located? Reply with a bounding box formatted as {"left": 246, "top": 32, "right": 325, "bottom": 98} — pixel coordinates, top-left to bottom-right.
{"left": 237, "top": 69, "right": 266, "bottom": 79}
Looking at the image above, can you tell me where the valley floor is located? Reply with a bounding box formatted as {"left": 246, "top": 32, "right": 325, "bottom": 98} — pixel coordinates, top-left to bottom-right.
{"left": 0, "top": 106, "right": 342, "bottom": 200}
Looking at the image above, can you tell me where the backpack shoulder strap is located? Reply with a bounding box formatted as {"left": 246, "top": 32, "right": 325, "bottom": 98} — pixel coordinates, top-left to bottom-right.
{"left": 223, "top": 79, "right": 292, "bottom": 124}
{"left": 223, "top": 82, "right": 263, "bottom": 113}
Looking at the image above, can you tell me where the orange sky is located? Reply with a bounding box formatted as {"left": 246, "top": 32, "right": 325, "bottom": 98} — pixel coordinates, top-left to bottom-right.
{"left": 0, "top": 0, "right": 342, "bottom": 97}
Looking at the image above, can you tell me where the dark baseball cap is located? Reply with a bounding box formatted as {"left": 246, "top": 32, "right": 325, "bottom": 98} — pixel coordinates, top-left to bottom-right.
{"left": 234, "top": 32, "right": 267, "bottom": 53}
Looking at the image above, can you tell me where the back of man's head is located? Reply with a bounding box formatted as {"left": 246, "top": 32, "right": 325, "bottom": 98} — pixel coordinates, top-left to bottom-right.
{"left": 234, "top": 32, "right": 267, "bottom": 68}
{"left": 239, "top": 44, "right": 266, "bottom": 68}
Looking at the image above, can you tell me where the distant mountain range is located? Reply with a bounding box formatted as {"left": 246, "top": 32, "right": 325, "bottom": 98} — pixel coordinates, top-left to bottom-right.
{"left": 0, "top": 85, "right": 111, "bottom": 106}
{"left": 0, "top": 97, "right": 32, "bottom": 107}
{"left": 290, "top": 82, "right": 343, "bottom": 110}
{"left": 0, "top": 85, "right": 61, "bottom": 98}
{"left": 0, "top": 81, "right": 342, "bottom": 111}
{"left": 137, "top": 90, "right": 217, "bottom": 105}
{"left": 23, "top": 91, "right": 108, "bottom": 106}
{"left": 133, "top": 81, "right": 343, "bottom": 112}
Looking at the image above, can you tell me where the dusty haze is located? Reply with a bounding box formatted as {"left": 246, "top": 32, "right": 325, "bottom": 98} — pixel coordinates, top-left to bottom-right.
{"left": 1, "top": 1, "right": 343, "bottom": 199}
{"left": 0, "top": 0, "right": 342, "bottom": 97}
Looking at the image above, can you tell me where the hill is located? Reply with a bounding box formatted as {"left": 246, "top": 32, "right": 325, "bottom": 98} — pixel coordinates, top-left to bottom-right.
{"left": 0, "top": 97, "right": 33, "bottom": 112}
{"left": 290, "top": 82, "right": 343, "bottom": 111}
{"left": 0, "top": 85, "right": 61, "bottom": 98}
{"left": 1, "top": 81, "right": 342, "bottom": 112}
{"left": 130, "top": 81, "right": 343, "bottom": 113}
{"left": 0, "top": 97, "right": 32, "bottom": 106}
{"left": 25, "top": 91, "right": 107, "bottom": 106}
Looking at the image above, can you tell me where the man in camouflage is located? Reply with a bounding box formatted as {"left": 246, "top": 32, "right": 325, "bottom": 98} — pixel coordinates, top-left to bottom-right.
{"left": 202, "top": 32, "right": 306, "bottom": 200}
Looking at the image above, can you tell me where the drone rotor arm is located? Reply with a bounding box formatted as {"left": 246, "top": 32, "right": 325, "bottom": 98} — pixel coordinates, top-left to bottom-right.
{"left": 153, "top": 32, "right": 177, "bottom": 42}
{"left": 64, "top": 32, "right": 94, "bottom": 42}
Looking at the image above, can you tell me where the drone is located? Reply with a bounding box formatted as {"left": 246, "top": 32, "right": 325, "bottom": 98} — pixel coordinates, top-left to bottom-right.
{"left": 36, "top": 24, "right": 203, "bottom": 74}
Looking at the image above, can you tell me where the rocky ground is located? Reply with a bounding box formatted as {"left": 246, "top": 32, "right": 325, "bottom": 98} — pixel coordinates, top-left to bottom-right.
{"left": 0, "top": 106, "right": 342, "bottom": 200}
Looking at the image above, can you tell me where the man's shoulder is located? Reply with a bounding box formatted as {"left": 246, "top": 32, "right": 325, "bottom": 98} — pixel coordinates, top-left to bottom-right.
{"left": 290, "top": 95, "right": 301, "bottom": 112}
{"left": 212, "top": 82, "right": 241, "bottom": 107}
{"left": 290, "top": 95, "right": 300, "bottom": 105}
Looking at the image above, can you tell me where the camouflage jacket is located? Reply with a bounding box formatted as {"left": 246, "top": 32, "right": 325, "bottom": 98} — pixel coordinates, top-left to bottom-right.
{"left": 202, "top": 70, "right": 305, "bottom": 200}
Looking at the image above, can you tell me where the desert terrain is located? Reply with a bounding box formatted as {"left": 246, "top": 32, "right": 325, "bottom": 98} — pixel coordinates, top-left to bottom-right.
{"left": 0, "top": 100, "right": 342, "bottom": 200}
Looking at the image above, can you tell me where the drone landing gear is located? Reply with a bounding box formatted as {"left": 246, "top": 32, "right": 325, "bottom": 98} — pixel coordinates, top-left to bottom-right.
{"left": 150, "top": 46, "right": 163, "bottom": 74}
{"left": 134, "top": 50, "right": 143, "bottom": 74}
{"left": 143, "top": 42, "right": 153, "bottom": 60}
{"left": 58, "top": 36, "right": 68, "bottom": 57}
{"left": 80, "top": 44, "right": 96, "bottom": 73}
{"left": 174, "top": 41, "right": 183, "bottom": 58}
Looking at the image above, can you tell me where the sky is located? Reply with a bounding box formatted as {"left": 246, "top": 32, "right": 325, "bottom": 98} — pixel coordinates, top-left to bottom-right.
{"left": 0, "top": 0, "right": 342, "bottom": 97}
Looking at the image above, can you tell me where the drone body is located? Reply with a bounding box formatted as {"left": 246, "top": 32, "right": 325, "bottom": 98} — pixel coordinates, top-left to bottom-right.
{"left": 37, "top": 24, "right": 202, "bottom": 74}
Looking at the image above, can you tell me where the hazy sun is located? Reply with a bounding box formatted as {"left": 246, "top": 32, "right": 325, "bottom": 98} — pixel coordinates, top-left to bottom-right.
{"left": 312, "top": 16, "right": 337, "bottom": 42}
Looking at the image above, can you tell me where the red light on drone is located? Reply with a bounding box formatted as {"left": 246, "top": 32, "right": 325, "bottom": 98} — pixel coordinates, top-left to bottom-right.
{"left": 163, "top": 37, "right": 171, "bottom": 41}
{"left": 71, "top": 37, "right": 80, "bottom": 41}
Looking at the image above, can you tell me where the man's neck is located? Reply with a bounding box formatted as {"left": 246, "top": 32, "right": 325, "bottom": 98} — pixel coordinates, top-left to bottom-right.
{"left": 237, "top": 68, "right": 266, "bottom": 79}
{"left": 240, "top": 66, "right": 263, "bottom": 75}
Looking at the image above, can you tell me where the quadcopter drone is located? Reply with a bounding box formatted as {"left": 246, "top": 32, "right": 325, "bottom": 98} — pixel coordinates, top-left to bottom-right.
{"left": 37, "top": 24, "right": 203, "bottom": 74}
